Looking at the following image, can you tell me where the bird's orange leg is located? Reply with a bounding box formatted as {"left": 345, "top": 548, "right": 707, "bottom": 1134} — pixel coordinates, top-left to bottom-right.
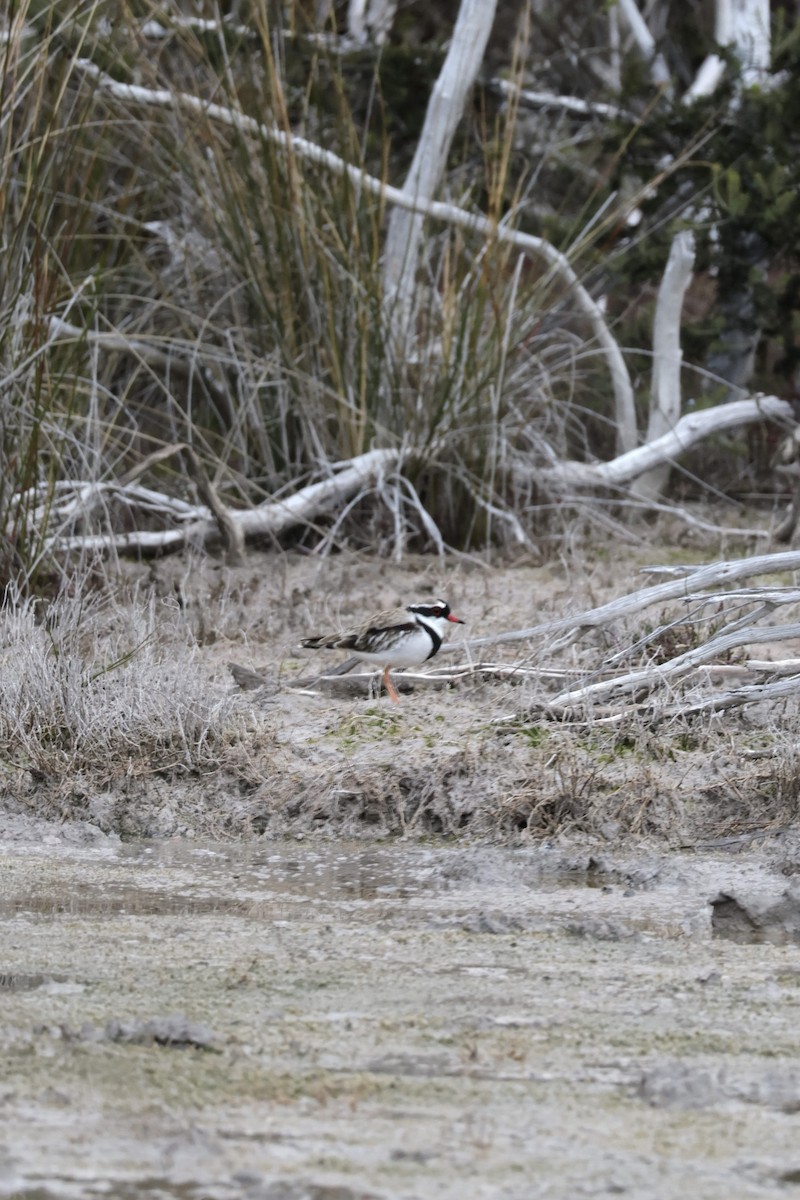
{"left": 383, "top": 667, "right": 400, "bottom": 703}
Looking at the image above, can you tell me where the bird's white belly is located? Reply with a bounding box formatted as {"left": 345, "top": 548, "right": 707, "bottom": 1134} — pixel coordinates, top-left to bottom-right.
{"left": 354, "top": 627, "right": 434, "bottom": 669}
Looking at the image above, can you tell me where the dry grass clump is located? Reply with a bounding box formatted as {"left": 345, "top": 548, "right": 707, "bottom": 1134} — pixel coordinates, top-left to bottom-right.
{"left": 0, "top": 582, "right": 250, "bottom": 790}
{"left": 683, "top": 733, "right": 800, "bottom": 844}
{"left": 233, "top": 713, "right": 683, "bottom": 843}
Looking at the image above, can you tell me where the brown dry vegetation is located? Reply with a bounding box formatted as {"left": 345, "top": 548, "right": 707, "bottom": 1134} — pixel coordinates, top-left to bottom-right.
{"left": 3, "top": 513, "right": 800, "bottom": 848}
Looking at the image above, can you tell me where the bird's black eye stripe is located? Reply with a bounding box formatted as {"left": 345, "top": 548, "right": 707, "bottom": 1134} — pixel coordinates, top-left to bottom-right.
{"left": 410, "top": 601, "right": 449, "bottom": 619}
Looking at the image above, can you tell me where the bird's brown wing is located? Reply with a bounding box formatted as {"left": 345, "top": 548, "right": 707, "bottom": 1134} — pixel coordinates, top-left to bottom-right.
{"left": 347, "top": 618, "right": 417, "bottom": 654}
{"left": 302, "top": 607, "right": 409, "bottom": 652}
{"left": 350, "top": 606, "right": 408, "bottom": 635}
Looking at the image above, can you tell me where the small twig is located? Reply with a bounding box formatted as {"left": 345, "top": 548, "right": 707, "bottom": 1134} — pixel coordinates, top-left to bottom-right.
{"left": 397, "top": 476, "right": 446, "bottom": 557}
{"left": 139, "top": 13, "right": 255, "bottom": 39}
{"left": 179, "top": 445, "right": 245, "bottom": 566}
{"left": 48, "top": 316, "right": 229, "bottom": 403}
{"left": 491, "top": 79, "right": 636, "bottom": 122}
{"left": 683, "top": 587, "right": 800, "bottom": 605}
{"left": 657, "top": 672, "right": 800, "bottom": 719}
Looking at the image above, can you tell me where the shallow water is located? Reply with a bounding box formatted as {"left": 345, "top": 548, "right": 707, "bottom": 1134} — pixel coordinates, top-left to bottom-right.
{"left": 1, "top": 839, "right": 590, "bottom": 919}
{"left": 1, "top": 835, "right": 799, "bottom": 1199}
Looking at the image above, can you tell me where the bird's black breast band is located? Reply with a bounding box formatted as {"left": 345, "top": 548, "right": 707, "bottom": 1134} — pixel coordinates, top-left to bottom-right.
{"left": 419, "top": 623, "right": 442, "bottom": 660}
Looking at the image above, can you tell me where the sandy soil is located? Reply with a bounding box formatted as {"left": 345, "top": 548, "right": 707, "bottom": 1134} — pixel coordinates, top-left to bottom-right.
{"left": 1, "top": 830, "right": 800, "bottom": 1199}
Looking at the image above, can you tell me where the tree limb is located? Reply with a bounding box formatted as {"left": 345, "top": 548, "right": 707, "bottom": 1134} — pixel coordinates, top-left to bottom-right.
{"left": 543, "top": 620, "right": 800, "bottom": 714}
{"left": 491, "top": 79, "right": 635, "bottom": 122}
{"left": 48, "top": 316, "right": 229, "bottom": 403}
{"left": 532, "top": 394, "right": 792, "bottom": 492}
{"left": 382, "top": 0, "right": 496, "bottom": 350}
{"left": 616, "top": 0, "right": 672, "bottom": 89}
{"left": 445, "top": 548, "right": 800, "bottom": 654}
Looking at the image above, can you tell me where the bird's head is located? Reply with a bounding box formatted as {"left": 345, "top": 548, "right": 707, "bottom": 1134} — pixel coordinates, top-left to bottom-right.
{"left": 407, "top": 599, "right": 465, "bottom": 631}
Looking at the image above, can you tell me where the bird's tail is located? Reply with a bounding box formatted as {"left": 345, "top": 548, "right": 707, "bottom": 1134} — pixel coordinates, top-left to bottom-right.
{"left": 301, "top": 635, "right": 340, "bottom": 650}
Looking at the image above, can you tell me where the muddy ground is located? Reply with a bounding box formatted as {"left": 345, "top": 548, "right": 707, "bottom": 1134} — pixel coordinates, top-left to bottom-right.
{"left": 2, "top": 827, "right": 800, "bottom": 1199}
{"left": 3, "top": 515, "right": 800, "bottom": 1196}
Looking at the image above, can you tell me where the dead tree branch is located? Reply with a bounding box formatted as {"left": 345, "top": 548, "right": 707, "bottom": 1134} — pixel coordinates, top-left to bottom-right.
{"left": 46, "top": 448, "right": 402, "bottom": 556}
{"left": 532, "top": 394, "right": 793, "bottom": 492}
{"left": 446, "top": 549, "right": 800, "bottom": 654}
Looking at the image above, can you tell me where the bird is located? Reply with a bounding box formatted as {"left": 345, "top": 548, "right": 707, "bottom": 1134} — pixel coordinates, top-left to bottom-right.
{"left": 301, "top": 599, "right": 465, "bottom": 703}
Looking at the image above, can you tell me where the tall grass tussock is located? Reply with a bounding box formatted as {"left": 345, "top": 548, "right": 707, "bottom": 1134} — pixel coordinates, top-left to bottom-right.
{"left": 0, "top": 0, "right": 621, "bottom": 583}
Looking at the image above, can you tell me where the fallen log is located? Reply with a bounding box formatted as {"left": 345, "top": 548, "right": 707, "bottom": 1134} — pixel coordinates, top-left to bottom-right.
{"left": 47, "top": 448, "right": 402, "bottom": 555}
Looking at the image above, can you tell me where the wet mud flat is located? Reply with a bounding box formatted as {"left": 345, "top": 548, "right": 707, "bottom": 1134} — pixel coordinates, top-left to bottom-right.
{"left": 1, "top": 834, "right": 800, "bottom": 1199}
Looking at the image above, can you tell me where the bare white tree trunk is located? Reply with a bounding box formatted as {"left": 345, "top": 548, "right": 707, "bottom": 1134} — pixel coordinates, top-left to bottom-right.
{"left": 685, "top": 0, "right": 770, "bottom": 101}
{"left": 633, "top": 230, "right": 695, "bottom": 503}
{"left": 382, "top": 0, "right": 497, "bottom": 352}
{"left": 616, "top": 0, "right": 671, "bottom": 88}
{"left": 731, "top": 0, "right": 771, "bottom": 80}
{"left": 681, "top": 1, "right": 772, "bottom": 415}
